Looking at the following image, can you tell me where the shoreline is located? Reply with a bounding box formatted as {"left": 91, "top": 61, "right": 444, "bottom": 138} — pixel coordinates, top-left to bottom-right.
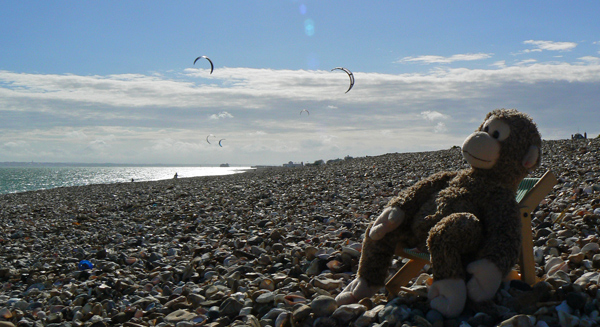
{"left": 0, "top": 166, "right": 256, "bottom": 196}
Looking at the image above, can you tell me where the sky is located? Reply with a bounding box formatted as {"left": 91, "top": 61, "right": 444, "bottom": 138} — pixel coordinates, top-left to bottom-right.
{"left": 1, "top": 1, "right": 600, "bottom": 166}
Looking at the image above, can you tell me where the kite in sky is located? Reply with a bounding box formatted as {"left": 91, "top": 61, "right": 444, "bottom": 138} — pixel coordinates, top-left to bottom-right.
{"left": 331, "top": 67, "right": 354, "bottom": 93}
{"left": 194, "top": 56, "right": 214, "bottom": 74}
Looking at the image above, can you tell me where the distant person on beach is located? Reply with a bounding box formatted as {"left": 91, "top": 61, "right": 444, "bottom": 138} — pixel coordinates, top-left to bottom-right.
{"left": 174, "top": 172, "right": 178, "bottom": 179}
{"left": 131, "top": 178, "right": 134, "bottom": 182}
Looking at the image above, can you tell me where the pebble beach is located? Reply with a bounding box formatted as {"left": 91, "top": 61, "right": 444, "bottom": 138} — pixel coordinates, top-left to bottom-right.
{"left": 1, "top": 138, "right": 599, "bottom": 327}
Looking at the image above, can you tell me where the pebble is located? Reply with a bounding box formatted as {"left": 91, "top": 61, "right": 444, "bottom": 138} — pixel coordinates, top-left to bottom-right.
{"left": 499, "top": 314, "right": 536, "bottom": 327}
{"left": 255, "top": 291, "right": 275, "bottom": 304}
{"left": 311, "top": 295, "right": 338, "bottom": 318}
{"left": 0, "top": 139, "right": 599, "bottom": 326}
{"left": 355, "top": 304, "right": 385, "bottom": 327}
{"left": 331, "top": 303, "right": 367, "bottom": 325}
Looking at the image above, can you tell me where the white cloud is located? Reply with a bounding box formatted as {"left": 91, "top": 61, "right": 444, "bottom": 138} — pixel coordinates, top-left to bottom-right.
{"left": 398, "top": 53, "right": 493, "bottom": 64}
{"left": 66, "top": 130, "right": 88, "bottom": 140}
{"left": 578, "top": 56, "right": 600, "bottom": 64}
{"left": 248, "top": 131, "right": 267, "bottom": 136}
{"left": 421, "top": 111, "right": 449, "bottom": 121}
{"left": 522, "top": 49, "right": 543, "bottom": 53}
{"left": 491, "top": 61, "right": 506, "bottom": 68}
{"left": 209, "top": 111, "right": 234, "bottom": 120}
{"left": 523, "top": 40, "right": 577, "bottom": 52}
{"left": 434, "top": 122, "right": 447, "bottom": 133}
{"left": 87, "top": 139, "right": 108, "bottom": 150}
{"left": 2, "top": 61, "right": 600, "bottom": 164}
{"left": 421, "top": 111, "right": 449, "bottom": 134}
{"left": 149, "top": 138, "right": 200, "bottom": 152}
{"left": 515, "top": 59, "right": 538, "bottom": 66}
{"left": 327, "top": 105, "right": 338, "bottom": 109}
{"left": 2, "top": 141, "right": 28, "bottom": 149}
{"left": 77, "top": 138, "right": 113, "bottom": 157}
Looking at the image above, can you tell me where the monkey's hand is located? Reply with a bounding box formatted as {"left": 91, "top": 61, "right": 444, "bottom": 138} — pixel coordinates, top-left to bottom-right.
{"left": 428, "top": 279, "right": 467, "bottom": 318}
{"left": 368, "top": 206, "right": 405, "bottom": 240}
{"left": 335, "top": 277, "right": 381, "bottom": 305}
{"left": 466, "top": 259, "right": 502, "bottom": 302}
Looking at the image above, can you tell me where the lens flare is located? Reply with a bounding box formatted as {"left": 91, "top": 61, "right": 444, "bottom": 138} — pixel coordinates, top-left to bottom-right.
{"left": 299, "top": 4, "right": 307, "bottom": 15}
{"left": 304, "top": 19, "right": 315, "bottom": 36}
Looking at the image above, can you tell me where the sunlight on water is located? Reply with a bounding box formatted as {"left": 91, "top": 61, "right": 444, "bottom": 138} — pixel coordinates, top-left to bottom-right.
{"left": 0, "top": 166, "right": 252, "bottom": 194}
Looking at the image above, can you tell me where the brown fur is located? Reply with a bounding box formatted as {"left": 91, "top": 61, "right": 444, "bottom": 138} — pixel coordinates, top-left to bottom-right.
{"left": 357, "top": 109, "right": 541, "bottom": 286}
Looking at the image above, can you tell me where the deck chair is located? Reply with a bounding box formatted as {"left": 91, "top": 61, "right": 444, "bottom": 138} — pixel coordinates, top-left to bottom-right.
{"left": 385, "top": 170, "right": 558, "bottom": 297}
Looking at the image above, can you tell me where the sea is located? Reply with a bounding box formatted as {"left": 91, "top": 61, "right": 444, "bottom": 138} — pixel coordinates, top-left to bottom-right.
{"left": 0, "top": 165, "right": 254, "bottom": 195}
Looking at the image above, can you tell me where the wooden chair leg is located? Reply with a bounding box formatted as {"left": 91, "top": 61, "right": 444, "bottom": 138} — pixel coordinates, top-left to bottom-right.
{"left": 518, "top": 170, "right": 557, "bottom": 285}
{"left": 385, "top": 258, "right": 428, "bottom": 297}
{"left": 519, "top": 213, "right": 536, "bottom": 285}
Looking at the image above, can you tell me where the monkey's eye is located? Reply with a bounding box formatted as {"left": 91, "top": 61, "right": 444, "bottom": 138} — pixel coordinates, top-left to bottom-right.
{"left": 482, "top": 118, "right": 510, "bottom": 141}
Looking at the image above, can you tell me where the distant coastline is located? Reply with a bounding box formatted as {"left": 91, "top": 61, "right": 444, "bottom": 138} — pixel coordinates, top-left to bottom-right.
{"left": 0, "top": 162, "right": 253, "bottom": 168}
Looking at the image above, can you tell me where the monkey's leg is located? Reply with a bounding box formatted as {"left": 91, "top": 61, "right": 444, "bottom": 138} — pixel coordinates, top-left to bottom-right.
{"left": 427, "top": 212, "right": 482, "bottom": 280}
{"left": 426, "top": 213, "right": 482, "bottom": 317}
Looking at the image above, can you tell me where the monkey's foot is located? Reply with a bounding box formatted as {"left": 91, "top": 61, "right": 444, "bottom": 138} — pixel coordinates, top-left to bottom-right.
{"left": 428, "top": 279, "right": 467, "bottom": 318}
{"left": 335, "top": 277, "right": 381, "bottom": 305}
{"left": 466, "top": 259, "right": 502, "bottom": 301}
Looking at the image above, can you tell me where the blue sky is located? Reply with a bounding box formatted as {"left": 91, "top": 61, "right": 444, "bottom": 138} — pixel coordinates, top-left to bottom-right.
{"left": 1, "top": 1, "right": 599, "bottom": 165}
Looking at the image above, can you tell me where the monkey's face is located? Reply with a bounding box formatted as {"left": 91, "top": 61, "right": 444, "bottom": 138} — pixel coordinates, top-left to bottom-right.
{"left": 461, "top": 116, "right": 511, "bottom": 169}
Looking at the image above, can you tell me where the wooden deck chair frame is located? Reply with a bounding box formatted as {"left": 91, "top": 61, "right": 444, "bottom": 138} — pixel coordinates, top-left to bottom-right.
{"left": 385, "top": 170, "right": 557, "bottom": 297}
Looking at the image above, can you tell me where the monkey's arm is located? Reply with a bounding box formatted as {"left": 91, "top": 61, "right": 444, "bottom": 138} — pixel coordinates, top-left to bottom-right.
{"left": 387, "top": 171, "right": 458, "bottom": 215}
{"left": 337, "top": 222, "right": 398, "bottom": 305}
{"left": 369, "top": 171, "right": 459, "bottom": 241}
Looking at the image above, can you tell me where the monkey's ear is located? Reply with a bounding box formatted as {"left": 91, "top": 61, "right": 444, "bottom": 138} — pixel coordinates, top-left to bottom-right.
{"left": 522, "top": 145, "right": 540, "bottom": 169}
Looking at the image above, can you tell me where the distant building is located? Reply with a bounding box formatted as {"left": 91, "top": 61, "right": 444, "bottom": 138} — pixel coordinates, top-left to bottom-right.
{"left": 283, "top": 161, "right": 303, "bottom": 168}
{"left": 572, "top": 133, "right": 587, "bottom": 140}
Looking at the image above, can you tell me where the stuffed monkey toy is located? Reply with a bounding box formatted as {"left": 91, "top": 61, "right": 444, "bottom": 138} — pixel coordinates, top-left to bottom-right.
{"left": 336, "top": 109, "right": 542, "bottom": 317}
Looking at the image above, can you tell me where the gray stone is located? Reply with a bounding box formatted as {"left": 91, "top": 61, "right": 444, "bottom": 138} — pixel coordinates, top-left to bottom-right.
{"left": 498, "top": 314, "right": 535, "bottom": 327}
{"left": 332, "top": 303, "right": 367, "bottom": 325}
{"left": 311, "top": 295, "right": 338, "bottom": 318}
{"left": 291, "top": 304, "right": 312, "bottom": 324}
{"left": 219, "top": 297, "right": 244, "bottom": 317}
{"left": 164, "top": 310, "right": 197, "bottom": 323}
